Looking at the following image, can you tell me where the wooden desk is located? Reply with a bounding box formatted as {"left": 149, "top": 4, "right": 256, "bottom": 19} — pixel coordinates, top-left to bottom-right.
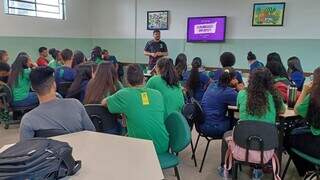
{"left": 1, "top": 131, "right": 164, "bottom": 180}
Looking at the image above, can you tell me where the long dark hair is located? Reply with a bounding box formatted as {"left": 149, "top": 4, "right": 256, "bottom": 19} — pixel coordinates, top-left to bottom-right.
{"left": 72, "top": 50, "right": 87, "bottom": 68}
{"left": 7, "top": 52, "right": 30, "bottom": 88}
{"left": 84, "top": 62, "right": 119, "bottom": 104}
{"left": 175, "top": 53, "right": 187, "bottom": 79}
{"left": 186, "top": 57, "right": 202, "bottom": 90}
{"left": 218, "top": 67, "right": 236, "bottom": 88}
{"left": 68, "top": 63, "right": 96, "bottom": 97}
{"left": 246, "top": 68, "right": 283, "bottom": 116}
{"left": 90, "top": 46, "right": 102, "bottom": 62}
{"left": 49, "top": 48, "right": 60, "bottom": 61}
{"left": 156, "top": 58, "right": 179, "bottom": 87}
{"left": 266, "top": 52, "right": 288, "bottom": 78}
{"left": 287, "top": 56, "right": 304, "bottom": 75}
{"left": 306, "top": 67, "right": 320, "bottom": 129}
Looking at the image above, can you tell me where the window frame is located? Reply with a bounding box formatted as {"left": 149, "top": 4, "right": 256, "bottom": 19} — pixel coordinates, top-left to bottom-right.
{"left": 4, "top": 0, "right": 66, "bottom": 20}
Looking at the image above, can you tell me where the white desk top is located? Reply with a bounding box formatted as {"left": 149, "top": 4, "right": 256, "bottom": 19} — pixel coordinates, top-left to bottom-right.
{"left": 1, "top": 131, "right": 164, "bottom": 180}
{"left": 228, "top": 105, "right": 298, "bottom": 118}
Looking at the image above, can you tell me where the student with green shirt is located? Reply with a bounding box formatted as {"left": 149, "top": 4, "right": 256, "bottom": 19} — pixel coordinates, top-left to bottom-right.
{"left": 8, "top": 52, "right": 39, "bottom": 107}
{"left": 90, "top": 46, "right": 104, "bottom": 65}
{"left": 284, "top": 67, "right": 320, "bottom": 177}
{"left": 146, "top": 58, "right": 184, "bottom": 118}
{"left": 219, "top": 68, "right": 285, "bottom": 179}
{"left": 48, "top": 48, "right": 62, "bottom": 69}
{"left": 102, "top": 64, "right": 169, "bottom": 154}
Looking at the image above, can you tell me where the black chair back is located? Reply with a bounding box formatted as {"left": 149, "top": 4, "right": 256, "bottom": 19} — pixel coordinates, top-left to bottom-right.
{"left": 84, "top": 104, "right": 120, "bottom": 135}
{"left": 0, "top": 82, "right": 12, "bottom": 107}
{"left": 35, "top": 129, "right": 68, "bottom": 138}
{"left": 57, "top": 82, "right": 72, "bottom": 98}
{"left": 233, "top": 120, "right": 278, "bottom": 164}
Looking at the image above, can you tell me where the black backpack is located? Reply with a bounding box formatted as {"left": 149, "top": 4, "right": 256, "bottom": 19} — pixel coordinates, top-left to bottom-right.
{"left": 182, "top": 97, "right": 204, "bottom": 127}
{"left": 0, "top": 138, "right": 81, "bottom": 180}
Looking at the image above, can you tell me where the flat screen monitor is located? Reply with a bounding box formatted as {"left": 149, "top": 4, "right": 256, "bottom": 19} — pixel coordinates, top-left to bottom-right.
{"left": 187, "top": 16, "right": 227, "bottom": 42}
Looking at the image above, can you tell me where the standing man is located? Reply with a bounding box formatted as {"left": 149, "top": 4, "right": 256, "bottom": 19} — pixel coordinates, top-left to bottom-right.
{"left": 36, "top": 47, "right": 49, "bottom": 66}
{"left": 144, "top": 30, "right": 168, "bottom": 70}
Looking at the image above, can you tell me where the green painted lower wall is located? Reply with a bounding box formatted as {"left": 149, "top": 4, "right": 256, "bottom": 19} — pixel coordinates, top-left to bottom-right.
{"left": 1, "top": 36, "right": 319, "bottom": 72}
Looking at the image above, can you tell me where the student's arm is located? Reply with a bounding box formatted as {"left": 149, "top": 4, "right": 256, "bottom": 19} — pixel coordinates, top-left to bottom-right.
{"left": 294, "top": 82, "right": 312, "bottom": 116}
{"left": 102, "top": 90, "right": 127, "bottom": 114}
{"left": 144, "top": 51, "right": 156, "bottom": 57}
{"left": 19, "top": 117, "right": 35, "bottom": 141}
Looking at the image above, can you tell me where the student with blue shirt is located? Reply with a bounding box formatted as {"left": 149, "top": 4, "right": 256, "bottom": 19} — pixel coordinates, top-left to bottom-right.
{"left": 247, "top": 51, "right": 264, "bottom": 72}
{"left": 199, "top": 67, "right": 239, "bottom": 138}
{"left": 287, "top": 56, "right": 305, "bottom": 91}
{"left": 184, "top": 57, "right": 211, "bottom": 102}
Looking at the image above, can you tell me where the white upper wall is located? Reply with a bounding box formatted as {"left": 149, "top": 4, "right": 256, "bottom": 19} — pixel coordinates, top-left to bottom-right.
{"left": 90, "top": 0, "right": 320, "bottom": 39}
{"left": 0, "top": 0, "right": 92, "bottom": 38}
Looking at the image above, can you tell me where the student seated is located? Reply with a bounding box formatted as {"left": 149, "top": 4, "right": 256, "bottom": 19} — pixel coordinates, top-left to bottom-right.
{"left": 266, "top": 52, "right": 289, "bottom": 79}
{"left": 214, "top": 52, "right": 244, "bottom": 85}
{"left": 90, "top": 46, "right": 104, "bottom": 65}
{"left": 19, "top": 67, "right": 96, "bottom": 140}
{"left": 219, "top": 68, "right": 285, "bottom": 179}
{"left": 284, "top": 67, "right": 320, "bottom": 178}
{"left": 48, "top": 48, "right": 62, "bottom": 69}
{"left": 55, "top": 49, "right": 77, "bottom": 85}
{"left": 8, "top": 52, "right": 39, "bottom": 108}
{"left": 199, "top": 67, "right": 238, "bottom": 138}
{"left": 287, "top": 56, "right": 305, "bottom": 91}
{"left": 72, "top": 50, "right": 87, "bottom": 69}
{"left": 247, "top": 51, "right": 264, "bottom": 72}
{"left": 146, "top": 58, "right": 185, "bottom": 118}
{"left": 102, "top": 64, "right": 169, "bottom": 154}
{"left": 184, "top": 57, "right": 211, "bottom": 102}
{"left": 36, "top": 47, "right": 49, "bottom": 66}
{"left": 0, "top": 50, "right": 11, "bottom": 83}
{"left": 174, "top": 53, "right": 187, "bottom": 82}
{"left": 67, "top": 62, "right": 97, "bottom": 102}
{"left": 84, "top": 62, "right": 123, "bottom": 104}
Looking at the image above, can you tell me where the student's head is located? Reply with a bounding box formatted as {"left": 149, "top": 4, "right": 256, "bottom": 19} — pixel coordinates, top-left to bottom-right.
{"left": 30, "top": 67, "right": 56, "bottom": 97}
{"left": 8, "top": 52, "right": 32, "bottom": 88}
{"left": 287, "top": 56, "right": 303, "bottom": 74}
{"left": 220, "top": 52, "right": 235, "bottom": 67}
{"left": 102, "top": 49, "right": 109, "bottom": 59}
{"left": 266, "top": 52, "right": 288, "bottom": 78}
{"left": 246, "top": 68, "right": 283, "bottom": 116}
{"left": 84, "top": 62, "right": 118, "bottom": 104}
{"left": 191, "top": 57, "right": 202, "bottom": 69}
{"left": 218, "top": 67, "right": 237, "bottom": 88}
{"left": 38, "top": 47, "right": 48, "bottom": 58}
{"left": 175, "top": 53, "right": 187, "bottom": 77}
{"left": 91, "top": 46, "right": 102, "bottom": 61}
{"left": 61, "top": 49, "right": 73, "bottom": 63}
{"left": 266, "top": 60, "right": 287, "bottom": 78}
{"left": 186, "top": 57, "right": 202, "bottom": 91}
{"left": 0, "top": 50, "right": 9, "bottom": 63}
{"left": 153, "top": 30, "right": 161, "bottom": 41}
{"left": 126, "top": 64, "right": 144, "bottom": 87}
{"left": 305, "top": 67, "right": 320, "bottom": 129}
{"left": 49, "top": 48, "right": 61, "bottom": 61}
{"left": 247, "top": 51, "right": 256, "bottom": 62}
{"left": 156, "top": 58, "right": 179, "bottom": 87}
{"left": 72, "top": 50, "right": 87, "bottom": 68}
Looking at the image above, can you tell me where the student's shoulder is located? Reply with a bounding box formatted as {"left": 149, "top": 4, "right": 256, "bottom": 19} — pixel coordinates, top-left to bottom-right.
{"left": 237, "top": 89, "right": 247, "bottom": 97}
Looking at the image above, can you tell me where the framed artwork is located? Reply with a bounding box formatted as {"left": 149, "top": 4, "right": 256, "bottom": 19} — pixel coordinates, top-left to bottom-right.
{"left": 147, "top": 11, "right": 169, "bottom": 30}
{"left": 252, "top": 2, "right": 286, "bottom": 26}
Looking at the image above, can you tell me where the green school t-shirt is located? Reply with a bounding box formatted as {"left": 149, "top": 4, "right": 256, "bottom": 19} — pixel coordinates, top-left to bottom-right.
{"left": 146, "top": 75, "right": 185, "bottom": 118}
{"left": 13, "top": 68, "right": 32, "bottom": 101}
{"left": 107, "top": 87, "right": 169, "bottom": 154}
{"left": 296, "top": 95, "right": 320, "bottom": 136}
{"left": 48, "top": 59, "right": 61, "bottom": 69}
{"left": 237, "top": 90, "right": 284, "bottom": 124}
{"left": 95, "top": 57, "right": 104, "bottom": 65}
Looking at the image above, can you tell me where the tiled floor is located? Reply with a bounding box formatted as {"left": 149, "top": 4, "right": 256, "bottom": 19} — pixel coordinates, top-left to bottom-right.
{"left": 0, "top": 124, "right": 301, "bottom": 180}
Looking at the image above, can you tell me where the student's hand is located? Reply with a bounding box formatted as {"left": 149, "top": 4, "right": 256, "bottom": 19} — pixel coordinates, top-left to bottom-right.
{"left": 155, "top": 52, "right": 162, "bottom": 57}
{"left": 151, "top": 53, "right": 157, "bottom": 58}
{"left": 101, "top": 98, "right": 107, "bottom": 107}
{"left": 302, "top": 82, "right": 313, "bottom": 94}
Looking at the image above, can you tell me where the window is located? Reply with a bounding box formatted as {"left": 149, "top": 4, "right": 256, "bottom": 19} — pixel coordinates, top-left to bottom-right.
{"left": 4, "top": 0, "right": 65, "bottom": 20}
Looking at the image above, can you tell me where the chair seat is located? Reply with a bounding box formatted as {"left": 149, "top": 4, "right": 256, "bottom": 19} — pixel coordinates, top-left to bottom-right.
{"left": 291, "top": 148, "right": 320, "bottom": 166}
{"left": 158, "top": 152, "right": 179, "bottom": 169}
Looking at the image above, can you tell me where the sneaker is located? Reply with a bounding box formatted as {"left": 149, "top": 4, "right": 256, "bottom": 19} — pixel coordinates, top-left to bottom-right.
{"left": 252, "top": 168, "right": 263, "bottom": 180}
{"left": 217, "top": 166, "right": 232, "bottom": 179}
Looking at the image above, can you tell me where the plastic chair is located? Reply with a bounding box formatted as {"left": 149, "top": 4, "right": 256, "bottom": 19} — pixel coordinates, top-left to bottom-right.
{"left": 35, "top": 129, "right": 69, "bottom": 138}
{"left": 57, "top": 82, "right": 72, "bottom": 98}
{"left": 84, "top": 104, "right": 121, "bottom": 135}
{"left": 282, "top": 148, "right": 320, "bottom": 180}
{"left": 231, "top": 120, "right": 279, "bottom": 180}
{"left": 158, "top": 111, "right": 191, "bottom": 180}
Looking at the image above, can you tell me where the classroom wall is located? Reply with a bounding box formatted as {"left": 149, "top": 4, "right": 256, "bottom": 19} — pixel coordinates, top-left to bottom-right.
{"left": 90, "top": 0, "right": 320, "bottom": 72}
{"left": 0, "top": 0, "right": 92, "bottom": 61}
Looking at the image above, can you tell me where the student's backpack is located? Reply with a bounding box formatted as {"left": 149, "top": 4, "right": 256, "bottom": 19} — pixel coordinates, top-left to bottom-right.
{"left": 182, "top": 97, "right": 204, "bottom": 126}
{"left": 0, "top": 138, "right": 81, "bottom": 180}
